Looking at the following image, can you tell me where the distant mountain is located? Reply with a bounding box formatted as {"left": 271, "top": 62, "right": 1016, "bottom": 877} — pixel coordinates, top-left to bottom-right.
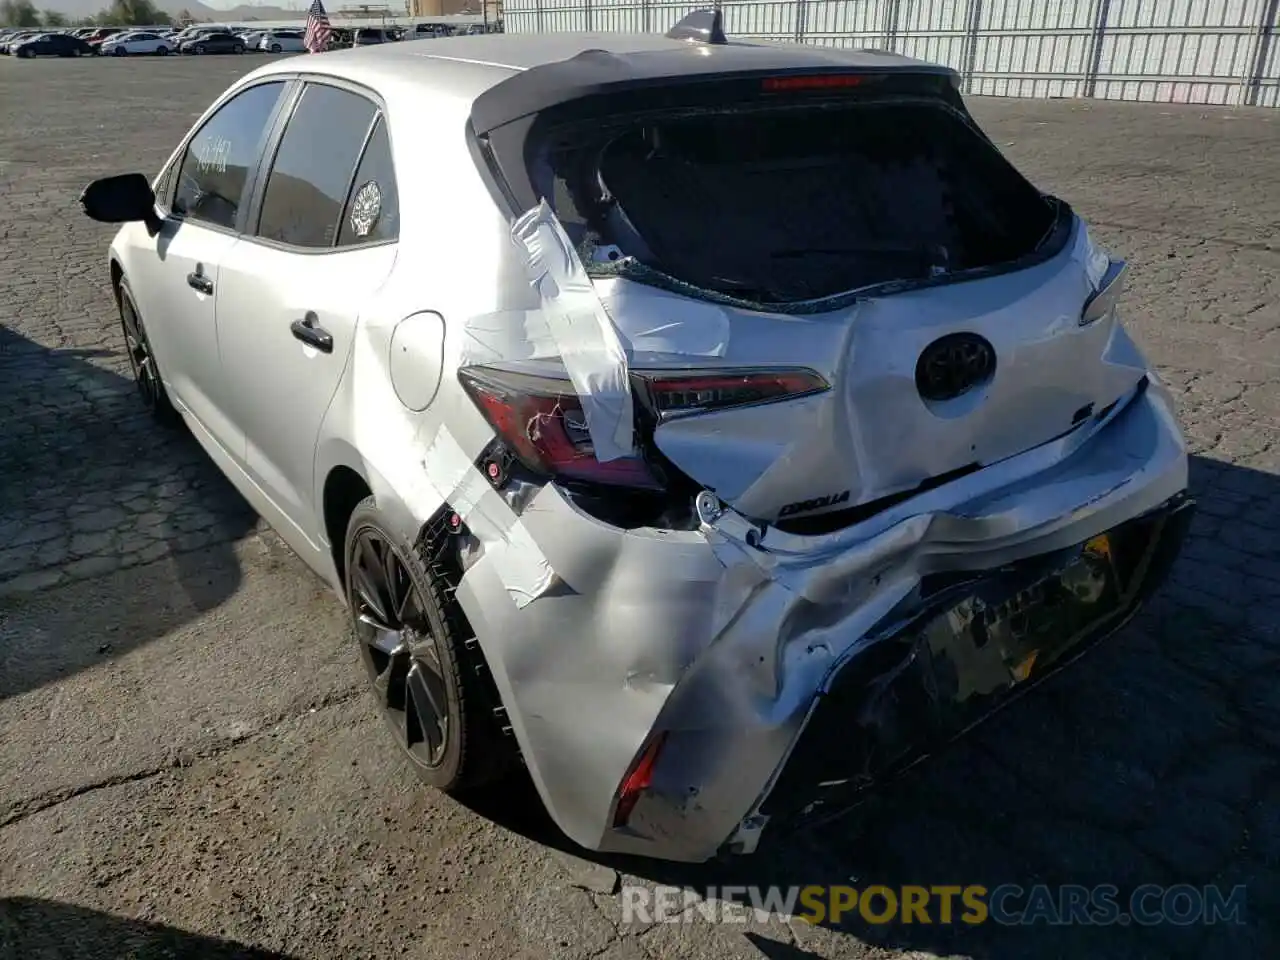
{"left": 37, "top": 0, "right": 307, "bottom": 22}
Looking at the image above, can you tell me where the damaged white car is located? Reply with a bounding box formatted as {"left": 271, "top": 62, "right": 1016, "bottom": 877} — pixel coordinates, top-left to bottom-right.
{"left": 81, "top": 10, "right": 1193, "bottom": 863}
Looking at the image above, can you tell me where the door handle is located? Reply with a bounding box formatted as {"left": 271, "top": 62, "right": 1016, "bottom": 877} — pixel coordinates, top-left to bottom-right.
{"left": 290, "top": 312, "right": 333, "bottom": 354}
{"left": 186, "top": 270, "right": 213, "bottom": 295}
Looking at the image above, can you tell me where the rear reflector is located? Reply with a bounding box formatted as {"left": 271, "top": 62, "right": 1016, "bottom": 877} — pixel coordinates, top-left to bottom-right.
{"left": 762, "top": 74, "right": 869, "bottom": 92}
{"left": 612, "top": 731, "right": 668, "bottom": 828}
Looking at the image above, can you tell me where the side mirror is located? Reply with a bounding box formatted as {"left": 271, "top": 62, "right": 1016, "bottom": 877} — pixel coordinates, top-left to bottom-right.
{"left": 79, "top": 173, "right": 163, "bottom": 237}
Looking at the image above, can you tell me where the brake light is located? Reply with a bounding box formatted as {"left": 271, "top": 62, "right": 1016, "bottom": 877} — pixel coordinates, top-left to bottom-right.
{"left": 458, "top": 366, "right": 662, "bottom": 490}
{"left": 636, "top": 369, "right": 829, "bottom": 419}
{"left": 762, "top": 74, "right": 868, "bottom": 92}
{"left": 612, "top": 732, "right": 668, "bottom": 829}
{"left": 458, "top": 366, "right": 828, "bottom": 489}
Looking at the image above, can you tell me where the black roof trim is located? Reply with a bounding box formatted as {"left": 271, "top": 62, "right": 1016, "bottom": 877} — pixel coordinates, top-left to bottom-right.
{"left": 469, "top": 43, "right": 958, "bottom": 137}
{"left": 666, "top": 9, "right": 727, "bottom": 45}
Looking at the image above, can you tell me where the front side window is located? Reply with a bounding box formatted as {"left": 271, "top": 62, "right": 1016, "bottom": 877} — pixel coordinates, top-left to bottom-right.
{"left": 255, "top": 84, "right": 378, "bottom": 249}
{"left": 172, "top": 81, "right": 285, "bottom": 231}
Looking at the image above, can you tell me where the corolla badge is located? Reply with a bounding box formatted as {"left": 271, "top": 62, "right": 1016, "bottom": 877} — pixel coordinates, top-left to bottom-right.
{"left": 915, "top": 332, "right": 997, "bottom": 402}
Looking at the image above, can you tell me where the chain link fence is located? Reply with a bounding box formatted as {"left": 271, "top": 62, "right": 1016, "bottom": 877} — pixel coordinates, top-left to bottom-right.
{"left": 501, "top": 0, "right": 1280, "bottom": 106}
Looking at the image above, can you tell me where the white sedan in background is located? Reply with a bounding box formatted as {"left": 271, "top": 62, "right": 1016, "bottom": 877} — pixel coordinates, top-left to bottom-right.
{"left": 259, "top": 29, "right": 306, "bottom": 53}
{"left": 100, "top": 30, "right": 173, "bottom": 56}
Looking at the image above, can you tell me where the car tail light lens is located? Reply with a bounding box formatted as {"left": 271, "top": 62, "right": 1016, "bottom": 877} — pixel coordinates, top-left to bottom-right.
{"left": 612, "top": 731, "right": 668, "bottom": 829}
{"left": 459, "top": 365, "right": 829, "bottom": 490}
{"left": 636, "top": 369, "right": 829, "bottom": 420}
{"left": 458, "top": 366, "right": 663, "bottom": 490}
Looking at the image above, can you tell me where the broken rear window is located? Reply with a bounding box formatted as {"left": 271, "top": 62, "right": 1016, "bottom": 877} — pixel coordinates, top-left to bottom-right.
{"left": 534, "top": 99, "right": 1062, "bottom": 306}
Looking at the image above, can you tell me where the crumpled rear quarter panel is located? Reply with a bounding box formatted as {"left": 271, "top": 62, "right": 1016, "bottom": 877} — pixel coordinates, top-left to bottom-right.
{"left": 452, "top": 377, "right": 1189, "bottom": 862}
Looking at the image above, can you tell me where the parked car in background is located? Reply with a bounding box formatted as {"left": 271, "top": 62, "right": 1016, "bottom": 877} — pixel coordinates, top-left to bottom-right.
{"left": 259, "top": 29, "right": 306, "bottom": 53}
{"left": 171, "top": 24, "right": 230, "bottom": 47}
{"left": 181, "top": 32, "right": 247, "bottom": 55}
{"left": 0, "top": 31, "right": 41, "bottom": 54}
{"left": 12, "top": 32, "right": 94, "bottom": 58}
{"left": 84, "top": 27, "right": 127, "bottom": 51}
{"left": 351, "top": 27, "right": 388, "bottom": 46}
{"left": 100, "top": 30, "right": 173, "bottom": 56}
{"left": 238, "top": 30, "right": 268, "bottom": 49}
{"left": 80, "top": 10, "right": 1192, "bottom": 865}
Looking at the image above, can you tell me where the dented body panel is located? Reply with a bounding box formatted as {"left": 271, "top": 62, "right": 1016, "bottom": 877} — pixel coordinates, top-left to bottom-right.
{"left": 452, "top": 375, "right": 1188, "bottom": 859}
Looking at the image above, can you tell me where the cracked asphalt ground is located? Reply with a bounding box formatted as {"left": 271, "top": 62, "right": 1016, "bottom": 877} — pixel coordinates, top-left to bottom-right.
{"left": 1, "top": 55, "right": 1278, "bottom": 960}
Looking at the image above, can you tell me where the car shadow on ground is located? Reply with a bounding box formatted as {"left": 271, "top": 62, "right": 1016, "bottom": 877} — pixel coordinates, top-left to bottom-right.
{"left": 0, "top": 324, "right": 259, "bottom": 702}
{"left": 0, "top": 896, "right": 300, "bottom": 960}
{"left": 464, "top": 454, "right": 1279, "bottom": 960}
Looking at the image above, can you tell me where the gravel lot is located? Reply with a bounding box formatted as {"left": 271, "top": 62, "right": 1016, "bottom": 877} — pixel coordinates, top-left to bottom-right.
{"left": 1, "top": 54, "right": 1278, "bottom": 960}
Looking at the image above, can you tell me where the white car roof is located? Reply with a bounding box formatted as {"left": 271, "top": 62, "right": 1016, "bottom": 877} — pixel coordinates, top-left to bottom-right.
{"left": 241, "top": 31, "right": 942, "bottom": 110}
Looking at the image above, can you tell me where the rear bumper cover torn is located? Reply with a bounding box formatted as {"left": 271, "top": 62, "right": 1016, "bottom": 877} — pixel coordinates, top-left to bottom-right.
{"left": 452, "top": 374, "right": 1191, "bottom": 863}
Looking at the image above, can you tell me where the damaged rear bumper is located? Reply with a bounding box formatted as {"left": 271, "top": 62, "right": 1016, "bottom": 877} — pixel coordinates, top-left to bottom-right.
{"left": 749, "top": 489, "right": 1193, "bottom": 838}
{"left": 452, "top": 375, "right": 1191, "bottom": 863}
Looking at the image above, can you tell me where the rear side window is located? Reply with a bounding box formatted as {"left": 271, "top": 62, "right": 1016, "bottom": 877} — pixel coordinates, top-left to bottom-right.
{"left": 337, "top": 117, "right": 399, "bottom": 246}
{"left": 173, "top": 81, "right": 285, "bottom": 231}
{"left": 255, "top": 84, "right": 378, "bottom": 249}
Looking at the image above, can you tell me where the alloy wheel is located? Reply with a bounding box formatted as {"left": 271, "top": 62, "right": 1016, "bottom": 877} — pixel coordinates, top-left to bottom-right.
{"left": 120, "top": 294, "right": 159, "bottom": 408}
{"left": 349, "top": 528, "right": 451, "bottom": 769}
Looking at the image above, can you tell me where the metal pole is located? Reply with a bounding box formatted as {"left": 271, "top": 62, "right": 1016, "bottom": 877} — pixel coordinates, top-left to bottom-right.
{"left": 883, "top": 0, "right": 901, "bottom": 50}
{"left": 794, "top": 0, "right": 807, "bottom": 44}
{"left": 1082, "top": 0, "right": 1112, "bottom": 100}
{"left": 960, "top": 0, "right": 985, "bottom": 93}
{"left": 1244, "top": 0, "right": 1279, "bottom": 106}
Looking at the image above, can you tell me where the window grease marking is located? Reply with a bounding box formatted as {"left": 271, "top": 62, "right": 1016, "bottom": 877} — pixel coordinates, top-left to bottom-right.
{"left": 194, "top": 136, "right": 232, "bottom": 175}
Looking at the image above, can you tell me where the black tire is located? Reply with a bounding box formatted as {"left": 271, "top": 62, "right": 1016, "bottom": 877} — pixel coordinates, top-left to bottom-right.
{"left": 270, "top": 43, "right": 281, "bottom": 53}
{"left": 112, "top": 46, "right": 125, "bottom": 56}
{"left": 233, "top": 43, "right": 244, "bottom": 54}
{"left": 17, "top": 48, "right": 31, "bottom": 58}
{"left": 194, "top": 43, "right": 205, "bottom": 54}
{"left": 117, "top": 277, "right": 180, "bottom": 427}
{"left": 156, "top": 46, "right": 167, "bottom": 56}
{"left": 344, "top": 498, "right": 512, "bottom": 793}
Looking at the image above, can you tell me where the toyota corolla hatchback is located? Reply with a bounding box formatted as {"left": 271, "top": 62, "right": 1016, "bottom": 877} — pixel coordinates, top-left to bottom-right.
{"left": 81, "top": 10, "right": 1193, "bottom": 863}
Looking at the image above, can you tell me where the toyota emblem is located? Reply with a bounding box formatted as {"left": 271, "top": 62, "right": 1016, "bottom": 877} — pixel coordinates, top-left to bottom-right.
{"left": 915, "top": 332, "right": 997, "bottom": 402}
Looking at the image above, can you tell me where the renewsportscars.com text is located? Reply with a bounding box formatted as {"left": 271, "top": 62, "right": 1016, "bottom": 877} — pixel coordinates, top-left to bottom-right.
{"left": 620, "top": 883, "right": 1248, "bottom": 927}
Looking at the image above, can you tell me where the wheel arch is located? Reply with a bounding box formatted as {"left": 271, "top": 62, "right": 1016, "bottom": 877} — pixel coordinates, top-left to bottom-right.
{"left": 321, "top": 462, "right": 372, "bottom": 587}
{"left": 109, "top": 256, "right": 124, "bottom": 308}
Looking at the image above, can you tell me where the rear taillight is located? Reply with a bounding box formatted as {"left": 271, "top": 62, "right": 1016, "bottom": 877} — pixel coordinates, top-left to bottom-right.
{"left": 636, "top": 369, "right": 829, "bottom": 420}
{"left": 458, "top": 366, "right": 662, "bottom": 490}
{"left": 458, "top": 365, "right": 828, "bottom": 489}
{"left": 612, "top": 731, "right": 668, "bottom": 829}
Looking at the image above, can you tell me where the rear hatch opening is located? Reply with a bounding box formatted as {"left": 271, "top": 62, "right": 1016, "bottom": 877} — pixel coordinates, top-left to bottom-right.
{"left": 546, "top": 96, "right": 1065, "bottom": 309}
{"left": 470, "top": 57, "right": 1070, "bottom": 312}
{"left": 466, "top": 52, "right": 1119, "bottom": 534}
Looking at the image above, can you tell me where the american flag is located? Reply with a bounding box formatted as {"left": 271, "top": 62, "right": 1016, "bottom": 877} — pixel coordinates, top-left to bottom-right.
{"left": 303, "top": 0, "right": 332, "bottom": 53}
